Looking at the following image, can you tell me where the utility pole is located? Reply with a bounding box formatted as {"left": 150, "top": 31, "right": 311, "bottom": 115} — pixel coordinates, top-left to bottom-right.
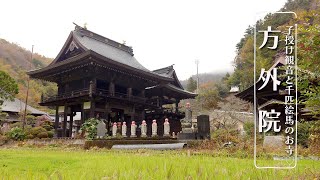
{"left": 195, "top": 59, "right": 199, "bottom": 93}
{"left": 22, "top": 45, "right": 33, "bottom": 130}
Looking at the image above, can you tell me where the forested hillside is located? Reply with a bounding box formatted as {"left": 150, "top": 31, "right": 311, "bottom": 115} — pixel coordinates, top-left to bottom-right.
{"left": 180, "top": 72, "right": 227, "bottom": 89}
{"left": 227, "top": 0, "right": 320, "bottom": 117}
{"left": 0, "top": 39, "right": 56, "bottom": 112}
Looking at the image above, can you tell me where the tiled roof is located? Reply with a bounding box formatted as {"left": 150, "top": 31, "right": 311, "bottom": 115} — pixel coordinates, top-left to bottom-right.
{"left": 73, "top": 28, "right": 150, "bottom": 72}
{"left": 0, "top": 98, "right": 47, "bottom": 115}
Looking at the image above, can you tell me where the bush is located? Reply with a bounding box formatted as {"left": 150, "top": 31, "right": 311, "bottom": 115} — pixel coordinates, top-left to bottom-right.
{"left": 243, "top": 121, "right": 254, "bottom": 137}
{"left": 25, "top": 115, "right": 36, "bottom": 126}
{"left": 10, "top": 122, "right": 23, "bottom": 128}
{"left": 47, "top": 131, "right": 54, "bottom": 138}
{"left": 6, "top": 127, "right": 26, "bottom": 141}
{"left": 211, "top": 129, "right": 240, "bottom": 146}
{"left": 40, "top": 120, "right": 54, "bottom": 131}
{"left": 37, "top": 132, "right": 48, "bottom": 139}
{"left": 42, "top": 124, "right": 53, "bottom": 131}
{"left": 309, "top": 121, "right": 320, "bottom": 154}
{"left": 26, "top": 134, "right": 34, "bottom": 139}
{"left": 81, "top": 118, "right": 99, "bottom": 140}
{"left": 30, "top": 127, "right": 47, "bottom": 137}
{"left": 297, "top": 121, "right": 311, "bottom": 148}
{"left": 23, "top": 125, "right": 33, "bottom": 135}
{"left": 0, "top": 135, "right": 9, "bottom": 144}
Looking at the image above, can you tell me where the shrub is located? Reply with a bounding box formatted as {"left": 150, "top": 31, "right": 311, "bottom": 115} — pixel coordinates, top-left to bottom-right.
{"left": 6, "top": 127, "right": 26, "bottom": 141}
{"left": 80, "top": 118, "right": 99, "bottom": 140}
{"left": 25, "top": 115, "right": 36, "bottom": 126}
{"left": 37, "top": 132, "right": 48, "bottom": 139}
{"left": 42, "top": 124, "right": 53, "bottom": 131}
{"left": 10, "top": 122, "right": 23, "bottom": 128}
{"left": 0, "top": 135, "right": 9, "bottom": 144}
{"left": 30, "top": 127, "right": 47, "bottom": 137}
{"left": 26, "top": 134, "right": 34, "bottom": 139}
{"left": 297, "top": 121, "right": 311, "bottom": 148}
{"left": 243, "top": 121, "right": 254, "bottom": 137}
{"left": 242, "top": 121, "right": 263, "bottom": 144}
{"left": 309, "top": 121, "right": 320, "bottom": 154}
{"left": 23, "top": 125, "right": 33, "bottom": 135}
{"left": 40, "top": 120, "right": 54, "bottom": 131}
{"left": 211, "top": 128, "right": 240, "bottom": 146}
{"left": 47, "top": 131, "right": 54, "bottom": 138}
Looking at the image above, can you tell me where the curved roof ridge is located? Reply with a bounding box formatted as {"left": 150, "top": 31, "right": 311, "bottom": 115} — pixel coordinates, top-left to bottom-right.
{"left": 74, "top": 25, "right": 134, "bottom": 56}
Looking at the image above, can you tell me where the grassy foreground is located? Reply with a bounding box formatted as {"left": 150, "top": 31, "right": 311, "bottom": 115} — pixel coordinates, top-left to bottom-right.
{"left": 0, "top": 148, "right": 319, "bottom": 179}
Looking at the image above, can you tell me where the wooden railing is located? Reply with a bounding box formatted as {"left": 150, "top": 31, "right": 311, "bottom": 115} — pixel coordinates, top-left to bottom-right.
{"left": 96, "top": 88, "right": 147, "bottom": 103}
{"left": 41, "top": 88, "right": 146, "bottom": 104}
{"left": 41, "top": 88, "right": 90, "bottom": 103}
{"left": 145, "top": 108, "right": 185, "bottom": 116}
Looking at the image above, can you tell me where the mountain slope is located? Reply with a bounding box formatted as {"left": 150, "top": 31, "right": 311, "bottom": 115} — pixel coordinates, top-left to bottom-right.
{"left": 0, "top": 38, "right": 56, "bottom": 112}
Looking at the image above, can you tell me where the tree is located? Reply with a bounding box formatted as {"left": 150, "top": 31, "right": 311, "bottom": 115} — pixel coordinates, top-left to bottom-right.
{"left": 186, "top": 77, "right": 197, "bottom": 92}
{"left": 0, "top": 71, "right": 18, "bottom": 103}
{"left": 296, "top": 10, "right": 320, "bottom": 117}
{"left": 196, "top": 83, "right": 220, "bottom": 109}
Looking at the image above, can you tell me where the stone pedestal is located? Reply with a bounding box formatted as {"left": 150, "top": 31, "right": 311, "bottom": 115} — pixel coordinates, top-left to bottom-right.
{"left": 163, "top": 118, "right": 170, "bottom": 137}
{"left": 152, "top": 119, "right": 157, "bottom": 137}
{"left": 112, "top": 122, "right": 117, "bottom": 137}
{"left": 122, "top": 122, "right": 127, "bottom": 137}
{"left": 180, "top": 102, "right": 193, "bottom": 130}
{"left": 178, "top": 102, "right": 196, "bottom": 139}
{"left": 130, "top": 121, "right": 137, "bottom": 137}
{"left": 141, "top": 120, "right": 147, "bottom": 137}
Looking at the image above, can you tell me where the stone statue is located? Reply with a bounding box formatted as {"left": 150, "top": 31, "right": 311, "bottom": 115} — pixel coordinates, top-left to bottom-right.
{"left": 122, "top": 122, "right": 127, "bottom": 137}
{"left": 152, "top": 119, "right": 157, "bottom": 137}
{"left": 163, "top": 118, "right": 170, "bottom": 137}
{"left": 112, "top": 122, "right": 117, "bottom": 137}
{"left": 141, "top": 120, "right": 147, "bottom": 137}
{"left": 185, "top": 102, "right": 192, "bottom": 123}
{"left": 130, "top": 121, "right": 137, "bottom": 137}
{"left": 172, "top": 132, "right": 176, "bottom": 138}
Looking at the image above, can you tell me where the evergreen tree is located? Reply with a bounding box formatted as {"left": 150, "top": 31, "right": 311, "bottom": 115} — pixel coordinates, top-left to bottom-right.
{"left": 186, "top": 77, "right": 197, "bottom": 92}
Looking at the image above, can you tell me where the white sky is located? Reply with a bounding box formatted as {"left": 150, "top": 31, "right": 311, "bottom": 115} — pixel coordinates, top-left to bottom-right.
{"left": 0, "top": 0, "right": 287, "bottom": 80}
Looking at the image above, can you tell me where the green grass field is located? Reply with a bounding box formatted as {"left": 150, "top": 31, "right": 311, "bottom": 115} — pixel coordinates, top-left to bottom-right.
{"left": 0, "top": 148, "right": 319, "bottom": 179}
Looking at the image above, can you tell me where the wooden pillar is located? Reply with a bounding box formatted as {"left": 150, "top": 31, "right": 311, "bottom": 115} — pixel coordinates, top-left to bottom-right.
{"left": 89, "top": 81, "right": 93, "bottom": 97}
{"left": 69, "top": 110, "right": 74, "bottom": 137}
{"left": 55, "top": 106, "right": 59, "bottom": 130}
{"left": 131, "top": 106, "right": 135, "bottom": 121}
{"left": 81, "top": 103, "right": 85, "bottom": 125}
{"left": 105, "top": 102, "right": 110, "bottom": 135}
{"left": 175, "top": 99, "right": 180, "bottom": 113}
{"left": 92, "top": 78, "right": 97, "bottom": 93}
{"left": 127, "top": 87, "right": 132, "bottom": 99}
{"left": 89, "top": 100, "right": 95, "bottom": 118}
{"left": 109, "top": 82, "right": 115, "bottom": 96}
{"left": 141, "top": 110, "right": 145, "bottom": 120}
{"left": 63, "top": 105, "right": 68, "bottom": 137}
{"left": 141, "top": 90, "right": 145, "bottom": 98}
{"left": 159, "top": 97, "right": 163, "bottom": 108}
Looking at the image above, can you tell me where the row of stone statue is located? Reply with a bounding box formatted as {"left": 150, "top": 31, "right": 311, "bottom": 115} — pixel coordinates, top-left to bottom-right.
{"left": 112, "top": 118, "right": 170, "bottom": 138}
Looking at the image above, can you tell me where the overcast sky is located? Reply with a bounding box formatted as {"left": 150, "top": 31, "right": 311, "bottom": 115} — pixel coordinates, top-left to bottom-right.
{"left": 0, "top": 0, "right": 287, "bottom": 80}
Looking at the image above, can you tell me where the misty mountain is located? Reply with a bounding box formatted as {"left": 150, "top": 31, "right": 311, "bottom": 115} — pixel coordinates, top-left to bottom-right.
{"left": 180, "top": 72, "right": 229, "bottom": 89}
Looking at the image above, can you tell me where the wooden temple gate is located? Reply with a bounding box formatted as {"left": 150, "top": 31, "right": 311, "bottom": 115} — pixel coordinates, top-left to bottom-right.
{"left": 29, "top": 24, "right": 196, "bottom": 137}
